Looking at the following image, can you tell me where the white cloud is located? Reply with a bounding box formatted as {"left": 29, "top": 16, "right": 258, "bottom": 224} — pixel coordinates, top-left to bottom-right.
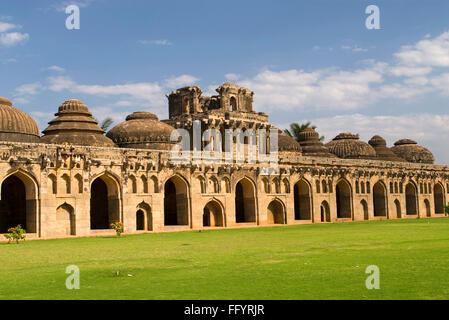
{"left": 15, "top": 82, "right": 43, "bottom": 96}
{"left": 225, "top": 73, "right": 241, "bottom": 81}
{"left": 46, "top": 65, "right": 65, "bottom": 73}
{"left": 277, "top": 113, "right": 449, "bottom": 164}
{"left": 164, "top": 74, "right": 199, "bottom": 88}
{"left": 341, "top": 45, "right": 368, "bottom": 52}
{"left": 0, "top": 22, "right": 18, "bottom": 33}
{"left": 395, "top": 30, "right": 449, "bottom": 67}
{"left": 139, "top": 39, "right": 173, "bottom": 46}
{"left": 52, "top": 0, "right": 95, "bottom": 12}
{"left": 0, "top": 31, "right": 29, "bottom": 47}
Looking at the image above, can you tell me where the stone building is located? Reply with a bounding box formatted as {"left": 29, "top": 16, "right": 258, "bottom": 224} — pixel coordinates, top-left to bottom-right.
{"left": 0, "top": 83, "right": 448, "bottom": 239}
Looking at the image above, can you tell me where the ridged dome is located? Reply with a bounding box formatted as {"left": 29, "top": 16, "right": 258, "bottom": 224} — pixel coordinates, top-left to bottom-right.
{"left": 106, "top": 111, "right": 176, "bottom": 150}
{"left": 368, "top": 135, "right": 404, "bottom": 162}
{"left": 326, "top": 133, "right": 376, "bottom": 159}
{"left": 41, "top": 99, "right": 116, "bottom": 147}
{"left": 277, "top": 131, "right": 302, "bottom": 153}
{"left": 390, "top": 139, "right": 434, "bottom": 164}
{"left": 0, "top": 96, "right": 40, "bottom": 143}
{"left": 297, "top": 128, "right": 335, "bottom": 157}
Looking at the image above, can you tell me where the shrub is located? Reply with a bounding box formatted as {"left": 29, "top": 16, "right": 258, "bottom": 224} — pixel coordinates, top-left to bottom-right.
{"left": 4, "top": 225, "right": 26, "bottom": 244}
{"left": 110, "top": 222, "right": 124, "bottom": 236}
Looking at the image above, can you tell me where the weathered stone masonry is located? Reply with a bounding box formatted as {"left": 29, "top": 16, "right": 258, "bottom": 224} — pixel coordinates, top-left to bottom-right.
{"left": 0, "top": 83, "right": 447, "bottom": 239}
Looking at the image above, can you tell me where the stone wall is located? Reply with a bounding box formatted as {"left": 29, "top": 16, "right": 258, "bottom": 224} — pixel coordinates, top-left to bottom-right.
{"left": 0, "top": 141, "right": 448, "bottom": 240}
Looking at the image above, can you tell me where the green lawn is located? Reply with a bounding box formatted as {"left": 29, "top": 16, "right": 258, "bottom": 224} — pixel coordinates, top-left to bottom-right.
{"left": 1, "top": 218, "right": 449, "bottom": 300}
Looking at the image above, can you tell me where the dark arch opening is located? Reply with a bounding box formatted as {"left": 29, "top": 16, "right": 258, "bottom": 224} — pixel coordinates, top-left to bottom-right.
{"left": 203, "top": 201, "right": 224, "bottom": 227}
{"left": 164, "top": 176, "right": 189, "bottom": 226}
{"left": 0, "top": 175, "right": 27, "bottom": 233}
{"left": 294, "top": 180, "right": 312, "bottom": 220}
{"left": 424, "top": 199, "right": 431, "bottom": 217}
{"left": 136, "top": 209, "right": 145, "bottom": 230}
{"left": 434, "top": 184, "right": 445, "bottom": 214}
{"left": 90, "top": 178, "right": 109, "bottom": 229}
{"left": 336, "top": 180, "right": 352, "bottom": 219}
{"left": 267, "top": 200, "right": 284, "bottom": 224}
{"left": 395, "top": 200, "right": 402, "bottom": 218}
{"left": 235, "top": 179, "right": 256, "bottom": 223}
{"left": 320, "top": 201, "right": 331, "bottom": 222}
{"left": 405, "top": 183, "right": 418, "bottom": 215}
{"left": 373, "top": 182, "right": 387, "bottom": 217}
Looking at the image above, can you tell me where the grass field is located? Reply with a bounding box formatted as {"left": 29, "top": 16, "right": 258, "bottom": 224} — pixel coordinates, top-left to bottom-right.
{"left": 1, "top": 218, "right": 449, "bottom": 300}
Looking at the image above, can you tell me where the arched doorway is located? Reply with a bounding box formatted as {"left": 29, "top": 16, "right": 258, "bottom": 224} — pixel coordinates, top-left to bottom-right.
{"left": 203, "top": 200, "right": 224, "bottom": 227}
{"left": 373, "top": 182, "right": 387, "bottom": 217}
{"left": 0, "top": 172, "right": 38, "bottom": 233}
{"left": 434, "top": 184, "right": 445, "bottom": 214}
{"left": 405, "top": 183, "right": 418, "bottom": 215}
{"left": 56, "top": 203, "right": 75, "bottom": 236}
{"left": 320, "top": 201, "right": 330, "bottom": 222}
{"left": 424, "top": 199, "right": 431, "bottom": 217}
{"left": 361, "top": 200, "right": 369, "bottom": 220}
{"left": 294, "top": 180, "right": 312, "bottom": 220}
{"left": 137, "top": 202, "right": 152, "bottom": 231}
{"left": 235, "top": 178, "right": 256, "bottom": 223}
{"left": 394, "top": 200, "right": 402, "bottom": 218}
{"left": 136, "top": 210, "right": 145, "bottom": 230}
{"left": 164, "top": 175, "right": 189, "bottom": 226}
{"left": 267, "top": 199, "right": 284, "bottom": 224}
{"left": 90, "top": 174, "right": 120, "bottom": 229}
{"left": 336, "top": 180, "right": 352, "bottom": 219}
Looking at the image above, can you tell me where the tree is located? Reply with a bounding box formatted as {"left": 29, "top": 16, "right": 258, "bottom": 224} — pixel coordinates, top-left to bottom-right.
{"left": 284, "top": 122, "right": 325, "bottom": 142}
{"left": 92, "top": 117, "right": 114, "bottom": 134}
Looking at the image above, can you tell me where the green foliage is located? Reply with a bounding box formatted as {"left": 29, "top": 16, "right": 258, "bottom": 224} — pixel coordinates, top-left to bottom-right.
{"left": 92, "top": 116, "right": 114, "bottom": 134}
{"left": 3, "top": 225, "right": 26, "bottom": 244}
{"left": 1, "top": 218, "right": 449, "bottom": 299}
{"left": 284, "top": 121, "right": 325, "bottom": 142}
{"left": 110, "top": 221, "right": 124, "bottom": 236}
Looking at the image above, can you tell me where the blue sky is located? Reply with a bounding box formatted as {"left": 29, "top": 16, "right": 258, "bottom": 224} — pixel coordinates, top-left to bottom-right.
{"left": 1, "top": 0, "right": 449, "bottom": 163}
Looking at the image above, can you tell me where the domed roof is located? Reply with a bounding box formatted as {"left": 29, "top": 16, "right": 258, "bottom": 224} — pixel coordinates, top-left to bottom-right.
{"left": 326, "top": 133, "right": 376, "bottom": 159}
{"left": 0, "top": 96, "right": 40, "bottom": 143}
{"left": 368, "top": 135, "right": 405, "bottom": 162}
{"left": 277, "top": 130, "right": 302, "bottom": 153}
{"left": 297, "top": 128, "right": 336, "bottom": 157}
{"left": 41, "top": 99, "right": 116, "bottom": 147}
{"left": 390, "top": 139, "right": 434, "bottom": 164}
{"left": 106, "top": 111, "right": 176, "bottom": 150}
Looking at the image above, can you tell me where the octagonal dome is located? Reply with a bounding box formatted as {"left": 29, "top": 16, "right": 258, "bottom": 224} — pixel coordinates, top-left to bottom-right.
{"left": 390, "top": 139, "right": 434, "bottom": 164}
{"left": 368, "top": 135, "right": 404, "bottom": 162}
{"left": 41, "top": 99, "right": 116, "bottom": 147}
{"left": 297, "top": 128, "right": 336, "bottom": 158}
{"left": 106, "top": 111, "right": 176, "bottom": 150}
{"left": 0, "top": 96, "right": 40, "bottom": 143}
{"left": 277, "top": 131, "right": 302, "bottom": 154}
{"left": 326, "top": 133, "right": 376, "bottom": 159}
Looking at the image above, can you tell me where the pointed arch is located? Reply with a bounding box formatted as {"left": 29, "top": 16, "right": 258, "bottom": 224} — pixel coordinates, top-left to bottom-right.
{"left": 90, "top": 172, "right": 121, "bottom": 229}
{"left": 129, "top": 175, "right": 137, "bottom": 194}
{"left": 320, "top": 200, "right": 331, "bottom": 222}
{"left": 209, "top": 176, "right": 219, "bottom": 193}
{"left": 235, "top": 177, "right": 256, "bottom": 223}
{"left": 140, "top": 175, "right": 148, "bottom": 193}
{"left": 336, "top": 179, "right": 352, "bottom": 219}
{"left": 434, "top": 183, "right": 445, "bottom": 214}
{"left": 61, "top": 173, "right": 71, "bottom": 194}
{"left": 137, "top": 201, "right": 152, "bottom": 231}
{"left": 0, "top": 170, "right": 39, "bottom": 234}
{"left": 405, "top": 182, "right": 418, "bottom": 215}
{"left": 56, "top": 203, "right": 75, "bottom": 236}
{"left": 267, "top": 198, "right": 285, "bottom": 224}
{"left": 149, "top": 175, "right": 159, "bottom": 193}
{"left": 294, "top": 179, "right": 312, "bottom": 220}
{"left": 203, "top": 199, "right": 224, "bottom": 227}
{"left": 373, "top": 181, "right": 387, "bottom": 217}
{"left": 48, "top": 173, "right": 57, "bottom": 195}
{"left": 164, "top": 174, "right": 190, "bottom": 226}
{"left": 394, "top": 199, "right": 402, "bottom": 218}
{"left": 74, "top": 174, "right": 83, "bottom": 194}
{"left": 424, "top": 199, "right": 431, "bottom": 217}
{"left": 361, "top": 199, "right": 369, "bottom": 220}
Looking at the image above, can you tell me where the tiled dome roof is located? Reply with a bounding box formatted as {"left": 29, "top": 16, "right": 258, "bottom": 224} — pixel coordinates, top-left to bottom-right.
{"left": 277, "top": 131, "right": 302, "bottom": 153}
{"left": 391, "top": 139, "right": 434, "bottom": 164}
{"left": 41, "top": 99, "right": 116, "bottom": 147}
{"left": 326, "top": 133, "right": 376, "bottom": 159}
{"left": 297, "top": 128, "right": 335, "bottom": 157}
{"left": 0, "top": 96, "right": 40, "bottom": 143}
{"left": 106, "top": 111, "right": 176, "bottom": 150}
{"left": 368, "top": 135, "right": 405, "bottom": 162}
